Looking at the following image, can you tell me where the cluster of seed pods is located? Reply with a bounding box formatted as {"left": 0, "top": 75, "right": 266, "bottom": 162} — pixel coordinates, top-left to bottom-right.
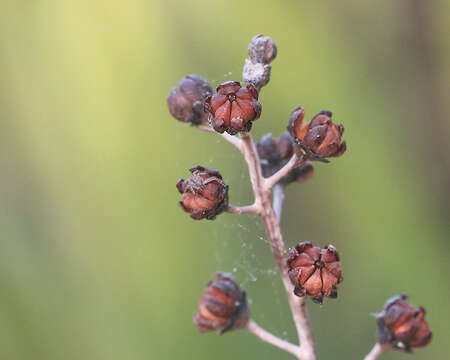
{"left": 166, "top": 34, "right": 431, "bottom": 357}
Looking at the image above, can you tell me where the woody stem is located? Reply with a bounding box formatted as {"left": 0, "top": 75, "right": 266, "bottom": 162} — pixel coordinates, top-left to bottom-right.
{"left": 226, "top": 204, "right": 260, "bottom": 214}
{"left": 273, "top": 184, "right": 285, "bottom": 220}
{"left": 364, "top": 343, "right": 391, "bottom": 360}
{"left": 240, "top": 132, "right": 317, "bottom": 360}
{"left": 264, "top": 153, "right": 300, "bottom": 191}
{"left": 197, "top": 125, "right": 243, "bottom": 151}
{"left": 246, "top": 320, "right": 301, "bottom": 358}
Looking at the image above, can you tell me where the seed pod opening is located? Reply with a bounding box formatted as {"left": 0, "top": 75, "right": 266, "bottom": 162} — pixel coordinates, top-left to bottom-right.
{"left": 177, "top": 166, "right": 228, "bottom": 220}
{"left": 204, "top": 81, "right": 261, "bottom": 135}
{"left": 287, "top": 241, "right": 343, "bottom": 304}
{"left": 287, "top": 106, "right": 346, "bottom": 160}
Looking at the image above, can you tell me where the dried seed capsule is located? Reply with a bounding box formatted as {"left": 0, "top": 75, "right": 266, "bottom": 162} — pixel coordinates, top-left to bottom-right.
{"left": 176, "top": 166, "right": 228, "bottom": 220}
{"left": 194, "top": 273, "right": 249, "bottom": 334}
{"left": 294, "top": 163, "right": 314, "bottom": 183}
{"left": 256, "top": 133, "right": 314, "bottom": 184}
{"left": 287, "top": 106, "right": 346, "bottom": 159}
{"left": 376, "top": 294, "right": 432, "bottom": 352}
{"left": 167, "top": 74, "right": 213, "bottom": 125}
{"left": 287, "top": 242, "right": 343, "bottom": 304}
{"left": 204, "top": 81, "right": 261, "bottom": 135}
{"left": 248, "top": 34, "right": 278, "bottom": 64}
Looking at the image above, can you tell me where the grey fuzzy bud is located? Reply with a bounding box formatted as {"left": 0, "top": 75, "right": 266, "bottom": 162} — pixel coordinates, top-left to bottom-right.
{"left": 248, "top": 34, "right": 277, "bottom": 64}
{"left": 242, "top": 59, "right": 271, "bottom": 92}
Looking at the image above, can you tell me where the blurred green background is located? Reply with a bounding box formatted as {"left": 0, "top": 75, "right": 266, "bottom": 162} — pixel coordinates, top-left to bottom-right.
{"left": 1, "top": 1, "right": 449, "bottom": 359}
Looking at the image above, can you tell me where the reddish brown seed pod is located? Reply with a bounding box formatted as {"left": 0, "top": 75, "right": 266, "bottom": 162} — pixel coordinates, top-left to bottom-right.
{"left": 287, "top": 107, "right": 346, "bottom": 159}
{"left": 287, "top": 241, "right": 343, "bottom": 304}
{"left": 376, "top": 294, "right": 432, "bottom": 352}
{"left": 176, "top": 166, "right": 228, "bottom": 220}
{"left": 204, "top": 81, "right": 261, "bottom": 135}
{"left": 256, "top": 133, "right": 314, "bottom": 184}
{"left": 194, "top": 273, "right": 250, "bottom": 334}
{"left": 167, "top": 74, "right": 213, "bottom": 125}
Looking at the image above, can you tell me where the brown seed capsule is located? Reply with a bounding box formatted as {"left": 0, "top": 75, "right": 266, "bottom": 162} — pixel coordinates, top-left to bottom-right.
{"left": 167, "top": 74, "right": 213, "bottom": 125}
{"left": 287, "top": 241, "right": 343, "bottom": 304}
{"left": 248, "top": 34, "right": 278, "bottom": 64}
{"left": 204, "top": 81, "right": 261, "bottom": 135}
{"left": 287, "top": 106, "right": 347, "bottom": 159}
{"left": 256, "top": 133, "right": 314, "bottom": 184}
{"left": 176, "top": 166, "right": 228, "bottom": 220}
{"left": 376, "top": 294, "right": 432, "bottom": 352}
{"left": 295, "top": 163, "right": 314, "bottom": 183}
{"left": 194, "top": 273, "right": 249, "bottom": 334}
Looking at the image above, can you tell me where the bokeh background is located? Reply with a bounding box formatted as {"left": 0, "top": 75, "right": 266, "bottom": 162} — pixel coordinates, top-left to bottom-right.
{"left": 1, "top": 1, "right": 449, "bottom": 359}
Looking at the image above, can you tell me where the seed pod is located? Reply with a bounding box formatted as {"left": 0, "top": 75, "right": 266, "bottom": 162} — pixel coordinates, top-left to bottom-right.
{"left": 256, "top": 133, "right": 314, "bottom": 184}
{"left": 287, "top": 241, "right": 343, "bottom": 304}
{"left": 376, "top": 294, "right": 432, "bottom": 352}
{"left": 194, "top": 273, "right": 249, "bottom": 334}
{"left": 288, "top": 106, "right": 346, "bottom": 159}
{"left": 248, "top": 34, "right": 278, "bottom": 64}
{"left": 176, "top": 166, "right": 228, "bottom": 220}
{"left": 294, "top": 163, "right": 314, "bottom": 183}
{"left": 204, "top": 81, "right": 261, "bottom": 135}
{"left": 167, "top": 74, "right": 212, "bottom": 125}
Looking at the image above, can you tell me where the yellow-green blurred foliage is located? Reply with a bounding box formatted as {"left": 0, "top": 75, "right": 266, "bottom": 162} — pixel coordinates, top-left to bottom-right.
{"left": 1, "top": 1, "right": 449, "bottom": 359}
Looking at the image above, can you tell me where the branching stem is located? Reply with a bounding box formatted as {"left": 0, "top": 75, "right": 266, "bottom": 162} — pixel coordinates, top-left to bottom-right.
{"left": 240, "top": 132, "right": 317, "bottom": 360}
{"left": 197, "top": 126, "right": 317, "bottom": 359}
{"left": 264, "top": 153, "right": 301, "bottom": 191}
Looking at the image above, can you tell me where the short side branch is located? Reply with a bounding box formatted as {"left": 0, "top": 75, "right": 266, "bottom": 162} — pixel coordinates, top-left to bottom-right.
{"left": 264, "top": 153, "right": 301, "bottom": 190}
{"left": 197, "top": 125, "right": 242, "bottom": 151}
{"left": 364, "top": 343, "right": 391, "bottom": 360}
{"left": 246, "top": 320, "right": 301, "bottom": 358}
{"left": 227, "top": 204, "right": 260, "bottom": 215}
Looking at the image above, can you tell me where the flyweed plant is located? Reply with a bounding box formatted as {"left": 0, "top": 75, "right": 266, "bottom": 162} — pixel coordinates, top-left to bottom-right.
{"left": 167, "top": 35, "right": 432, "bottom": 360}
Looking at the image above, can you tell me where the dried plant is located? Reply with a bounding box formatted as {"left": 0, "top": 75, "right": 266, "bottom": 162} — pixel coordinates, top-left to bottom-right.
{"left": 167, "top": 34, "right": 432, "bottom": 360}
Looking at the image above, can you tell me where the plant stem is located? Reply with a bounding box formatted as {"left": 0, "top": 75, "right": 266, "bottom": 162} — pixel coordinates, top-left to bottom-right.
{"left": 264, "top": 153, "right": 300, "bottom": 191}
{"left": 240, "top": 132, "right": 317, "bottom": 360}
{"left": 197, "top": 126, "right": 243, "bottom": 150}
{"left": 364, "top": 343, "right": 391, "bottom": 360}
{"left": 273, "top": 184, "right": 285, "bottom": 220}
{"left": 227, "top": 204, "right": 260, "bottom": 214}
{"left": 246, "top": 320, "right": 301, "bottom": 358}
